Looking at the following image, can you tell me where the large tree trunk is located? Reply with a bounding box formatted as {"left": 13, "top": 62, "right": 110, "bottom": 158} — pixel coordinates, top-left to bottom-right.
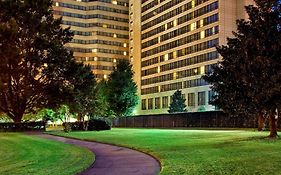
{"left": 258, "top": 114, "right": 265, "bottom": 131}
{"left": 13, "top": 117, "right": 22, "bottom": 123}
{"left": 10, "top": 112, "right": 24, "bottom": 123}
{"left": 269, "top": 114, "right": 278, "bottom": 138}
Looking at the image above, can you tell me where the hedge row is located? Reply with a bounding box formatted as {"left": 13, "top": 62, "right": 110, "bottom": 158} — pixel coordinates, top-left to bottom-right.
{"left": 0, "top": 122, "right": 46, "bottom": 132}
{"left": 63, "top": 118, "right": 111, "bottom": 132}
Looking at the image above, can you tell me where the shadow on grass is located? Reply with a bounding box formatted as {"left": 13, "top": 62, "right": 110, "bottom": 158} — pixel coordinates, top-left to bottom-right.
{"left": 213, "top": 135, "right": 280, "bottom": 149}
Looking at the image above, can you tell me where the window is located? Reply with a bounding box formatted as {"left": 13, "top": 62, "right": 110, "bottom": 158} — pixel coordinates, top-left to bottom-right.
{"left": 198, "top": 91, "right": 206, "bottom": 106}
{"left": 155, "top": 97, "right": 160, "bottom": 109}
{"left": 162, "top": 96, "right": 168, "bottom": 108}
{"left": 188, "top": 93, "right": 195, "bottom": 106}
{"left": 148, "top": 98, "right": 153, "bottom": 109}
{"left": 208, "top": 90, "right": 215, "bottom": 104}
{"left": 141, "top": 99, "right": 147, "bottom": 110}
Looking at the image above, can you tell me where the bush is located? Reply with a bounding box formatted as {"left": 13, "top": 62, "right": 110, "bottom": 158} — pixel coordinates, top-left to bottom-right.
{"left": 63, "top": 118, "right": 111, "bottom": 132}
{"left": 63, "top": 122, "right": 72, "bottom": 132}
{"left": 88, "top": 117, "right": 112, "bottom": 131}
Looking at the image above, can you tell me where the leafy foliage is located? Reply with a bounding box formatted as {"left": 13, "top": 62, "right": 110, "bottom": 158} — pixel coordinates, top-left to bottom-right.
{"left": 94, "top": 80, "right": 114, "bottom": 118}
{"left": 0, "top": 0, "right": 94, "bottom": 122}
{"left": 204, "top": 0, "right": 281, "bottom": 137}
{"left": 66, "top": 63, "right": 97, "bottom": 119}
{"left": 107, "top": 60, "right": 138, "bottom": 117}
{"left": 168, "top": 90, "right": 187, "bottom": 113}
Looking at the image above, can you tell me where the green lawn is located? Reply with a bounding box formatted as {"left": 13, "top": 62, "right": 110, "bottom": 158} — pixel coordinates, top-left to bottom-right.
{"left": 52, "top": 128, "right": 281, "bottom": 175}
{"left": 0, "top": 133, "right": 94, "bottom": 175}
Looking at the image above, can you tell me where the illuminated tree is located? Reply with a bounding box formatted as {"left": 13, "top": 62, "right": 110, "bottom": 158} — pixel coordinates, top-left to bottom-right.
{"left": 107, "top": 60, "right": 138, "bottom": 117}
{"left": 168, "top": 90, "right": 187, "bottom": 113}
{"left": 204, "top": 0, "right": 281, "bottom": 138}
{"left": 0, "top": 0, "right": 93, "bottom": 123}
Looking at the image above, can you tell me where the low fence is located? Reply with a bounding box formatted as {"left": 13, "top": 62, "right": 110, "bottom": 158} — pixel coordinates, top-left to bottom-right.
{"left": 113, "top": 111, "right": 263, "bottom": 128}
{"left": 0, "top": 121, "right": 46, "bottom": 132}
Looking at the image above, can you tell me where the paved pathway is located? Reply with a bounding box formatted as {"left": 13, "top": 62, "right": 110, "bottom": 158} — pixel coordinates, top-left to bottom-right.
{"left": 34, "top": 134, "right": 161, "bottom": 175}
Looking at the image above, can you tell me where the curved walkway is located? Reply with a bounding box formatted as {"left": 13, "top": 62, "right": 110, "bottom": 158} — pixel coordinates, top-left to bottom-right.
{"left": 34, "top": 134, "right": 161, "bottom": 175}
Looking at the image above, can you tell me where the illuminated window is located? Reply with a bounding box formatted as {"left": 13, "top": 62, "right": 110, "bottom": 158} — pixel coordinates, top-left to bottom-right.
{"left": 191, "top": 22, "right": 196, "bottom": 31}
{"left": 104, "top": 74, "right": 107, "bottom": 79}
{"left": 123, "top": 43, "right": 127, "bottom": 47}
{"left": 200, "top": 66, "right": 205, "bottom": 75}
{"left": 113, "top": 34, "right": 117, "bottom": 38}
{"left": 212, "top": 27, "right": 216, "bottom": 34}
{"left": 112, "top": 0, "right": 117, "bottom": 5}
{"left": 173, "top": 72, "right": 177, "bottom": 80}
{"left": 55, "top": 2, "right": 59, "bottom": 6}
{"left": 173, "top": 19, "right": 177, "bottom": 27}
{"left": 200, "top": 19, "right": 204, "bottom": 28}
{"left": 173, "top": 51, "right": 177, "bottom": 59}
{"left": 113, "top": 59, "right": 117, "bottom": 63}
{"left": 164, "top": 54, "right": 169, "bottom": 61}
{"left": 200, "top": 31, "right": 205, "bottom": 39}
{"left": 94, "top": 57, "right": 98, "bottom": 61}
{"left": 194, "top": 68, "right": 198, "bottom": 74}
{"left": 92, "top": 49, "right": 97, "bottom": 53}
{"left": 123, "top": 51, "right": 127, "bottom": 56}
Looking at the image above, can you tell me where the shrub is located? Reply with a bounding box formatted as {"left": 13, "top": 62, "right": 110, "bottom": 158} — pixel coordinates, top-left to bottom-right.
{"left": 88, "top": 117, "right": 112, "bottom": 131}
{"left": 63, "top": 122, "right": 72, "bottom": 132}
{"left": 62, "top": 118, "right": 111, "bottom": 132}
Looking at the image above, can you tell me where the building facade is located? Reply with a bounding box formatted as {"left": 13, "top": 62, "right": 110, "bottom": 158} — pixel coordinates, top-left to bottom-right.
{"left": 130, "top": 0, "right": 254, "bottom": 115}
{"left": 53, "top": 0, "right": 129, "bottom": 79}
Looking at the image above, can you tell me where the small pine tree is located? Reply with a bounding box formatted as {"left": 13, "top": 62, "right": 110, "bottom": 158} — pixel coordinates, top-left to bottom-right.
{"left": 168, "top": 90, "right": 187, "bottom": 113}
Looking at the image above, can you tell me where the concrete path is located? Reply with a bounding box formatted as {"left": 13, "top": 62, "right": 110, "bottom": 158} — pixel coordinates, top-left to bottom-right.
{"left": 34, "top": 134, "right": 161, "bottom": 175}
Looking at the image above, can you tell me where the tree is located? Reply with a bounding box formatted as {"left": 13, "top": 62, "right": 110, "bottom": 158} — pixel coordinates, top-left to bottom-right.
{"left": 94, "top": 79, "right": 114, "bottom": 118}
{"left": 36, "top": 108, "right": 56, "bottom": 122}
{"left": 107, "top": 60, "right": 138, "bottom": 117}
{"left": 0, "top": 0, "right": 93, "bottom": 123}
{"left": 168, "top": 90, "right": 187, "bottom": 113}
{"left": 204, "top": 0, "right": 281, "bottom": 138}
{"left": 66, "top": 63, "right": 97, "bottom": 121}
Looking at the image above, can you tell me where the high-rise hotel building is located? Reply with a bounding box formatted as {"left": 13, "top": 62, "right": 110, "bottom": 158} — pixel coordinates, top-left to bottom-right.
{"left": 130, "top": 0, "right": 254, "bottom": 115}
{"left": 53, "top": 0, "right": 129, "bottom": 79}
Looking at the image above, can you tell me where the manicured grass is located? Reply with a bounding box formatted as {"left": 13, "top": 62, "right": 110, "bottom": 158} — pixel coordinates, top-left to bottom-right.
{"left": 0, "top": 133, "right": 94, "bottom": 175}
{"left": 52, "top": 128, "right": 281, "bottom": 175}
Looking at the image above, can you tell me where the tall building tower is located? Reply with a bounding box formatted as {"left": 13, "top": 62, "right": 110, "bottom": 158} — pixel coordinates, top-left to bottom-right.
{"left": 53, "top": 0, "right": 129, "bottom": 79}
{"left": 130, "top": 0, "right": 254, "bottom": 115}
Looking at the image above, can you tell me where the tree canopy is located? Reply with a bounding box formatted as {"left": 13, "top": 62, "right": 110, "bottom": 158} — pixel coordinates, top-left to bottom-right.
{"left": 0, "top": 0, "right": 94, "bottom": 122}
{"left": 204, "top": 0, "right": 281, "bottom": 138}
{"left": 168, "top": 90, "right": 187, "bottom": 113}
{"left": 107, "top": 60, "right": 138, "bottom": 117}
